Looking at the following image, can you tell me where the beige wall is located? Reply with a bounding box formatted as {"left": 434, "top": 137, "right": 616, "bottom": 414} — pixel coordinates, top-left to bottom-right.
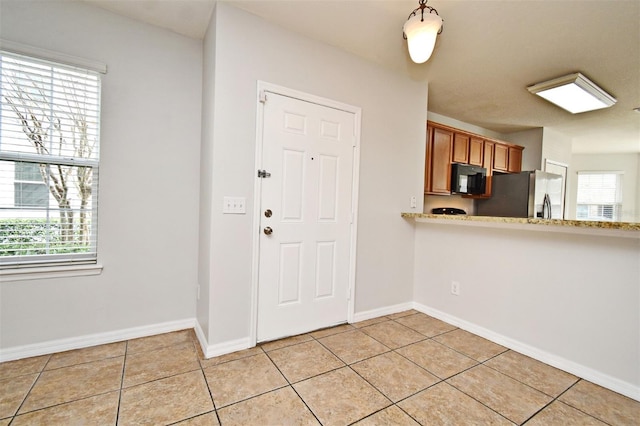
{"left": 198, "top": 3, "right": 428, "bottom": 349}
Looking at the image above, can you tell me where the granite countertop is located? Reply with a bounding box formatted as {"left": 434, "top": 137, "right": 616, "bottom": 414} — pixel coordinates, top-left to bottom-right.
{"left": 401, "top": 212, "right": 640, "bottom": 236}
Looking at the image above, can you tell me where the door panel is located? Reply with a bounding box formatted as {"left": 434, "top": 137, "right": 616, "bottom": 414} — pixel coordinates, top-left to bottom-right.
{"left": 257, "top": 92, "right": 355, "bottom": 342}
{"left": 278, "top": 242, "right": 302, "bottom": 305}
{"left": 318, "top": 155, "right": 339, "bottom": 221}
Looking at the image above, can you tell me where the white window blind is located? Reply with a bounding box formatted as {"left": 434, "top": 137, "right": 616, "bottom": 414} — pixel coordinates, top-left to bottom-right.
{"left": 576, "top": 171, "right": 622, "bottom": 222}
{"left": 0, "top": 50, "right": 101, "bottom": 268}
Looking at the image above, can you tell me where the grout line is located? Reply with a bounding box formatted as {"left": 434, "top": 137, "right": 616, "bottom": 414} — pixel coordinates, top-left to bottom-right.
{"left": 9, "top": 355, "right": 51, "bottom": 422}
{"left": 115, "top": 340, "right": 128, "bottom": 425}
{"left": 527, "top": 379, "right": 615, "bottom": 426}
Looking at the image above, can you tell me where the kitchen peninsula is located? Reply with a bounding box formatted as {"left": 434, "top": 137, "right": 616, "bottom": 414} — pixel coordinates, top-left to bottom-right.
{"left": 407, "top": 209, "right": 640, "bottom": 401}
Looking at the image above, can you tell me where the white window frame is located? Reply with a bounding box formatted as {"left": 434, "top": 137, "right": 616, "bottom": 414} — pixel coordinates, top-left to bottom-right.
{"left": 0, "top": 41, "right": 106, "bottom": 279}
{"left": 576, "top": 171, "right": 623, "bottom": 222}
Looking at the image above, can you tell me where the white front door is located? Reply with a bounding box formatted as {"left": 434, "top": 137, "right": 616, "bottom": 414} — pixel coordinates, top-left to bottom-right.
{"left": 257, "top": 91, "right": 356, "bottom": 342}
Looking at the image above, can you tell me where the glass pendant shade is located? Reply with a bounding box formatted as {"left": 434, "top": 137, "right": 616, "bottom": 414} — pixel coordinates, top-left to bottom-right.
{"left": 404, "top": 12, "right": 442, "bottom": 63}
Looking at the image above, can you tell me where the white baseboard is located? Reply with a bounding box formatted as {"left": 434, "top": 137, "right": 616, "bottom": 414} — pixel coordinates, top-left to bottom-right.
{"left": 413, "top": 302, "right": 640, "bottom": 402}
{"left": 200, "top": 337, "right": 252, "bottom": 359}
{"left": 0, "top": 318, "right": 197, "bottom": 363}
{"left": 192, "top": 320, "right": 251, "bottom": 359}
{"left": 352, "top": 301, "right": 414, "bottom": 323}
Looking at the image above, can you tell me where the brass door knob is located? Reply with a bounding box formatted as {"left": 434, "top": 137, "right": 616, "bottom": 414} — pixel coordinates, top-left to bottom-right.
{"left": 263, "top": 227, "right": 273, "bottom": 235}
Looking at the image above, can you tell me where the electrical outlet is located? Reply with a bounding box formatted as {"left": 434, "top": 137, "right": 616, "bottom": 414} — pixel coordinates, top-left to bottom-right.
{"left": 410, "top": 196, "right": 417, "bottom": 209}
{"left": 451, "top": 281, "right": 460, "bottom": 296}
{"left": 197, "top": 285, "right": 200, "bottom": 300}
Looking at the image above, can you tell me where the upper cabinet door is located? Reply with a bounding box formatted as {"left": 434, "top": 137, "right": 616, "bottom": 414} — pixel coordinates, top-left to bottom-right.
{"left": 469, "top": 137, "right": 484, "bottom": 166}
{"left": 452, "top": 133, "right": 470, "bottom": 164}
{"left": 508, "top": 146, "right": 523, "bottom": 173}
{"left": 493, "top": 144, "right": 509, "bottom": 171}
{"left": 426, "top": 126, "right": 453, "bottom": 194}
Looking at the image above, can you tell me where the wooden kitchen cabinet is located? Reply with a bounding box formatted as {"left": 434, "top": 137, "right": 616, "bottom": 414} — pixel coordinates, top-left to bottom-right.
{"left": 508, "top": 146, "right": 523, "bottom": 173}
{"left": 493, "top": 143, "right": 509, "bottom": 171}
{"left": 481, "top": 141, "right": 494, "bottom": 197}
{"left": 425, "top": 121, "right": 524, "bottom": 196}
{"left": 425, "top": 124, "right": 453, "bottom": 194}
{"left": 469, "top": 137, "right": 484, "bottom": 166}
{"left": 452, "top": 133, "right": 470, "bottom": 164}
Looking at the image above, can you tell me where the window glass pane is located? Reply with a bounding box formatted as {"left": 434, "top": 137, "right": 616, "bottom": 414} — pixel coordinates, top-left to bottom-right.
{"left": 0, "top": 55, "right": 100, "bottom": 161}
{"left": 15, "top": 161, "right": 44, "bottom": 181}
{"left": 14, "top": 182, "right": 49, "bottom": 207}
{"left": 0, "top": 51, "right": 101, "bottom": 267}
{"left": 576, "top": 172, "right": 622, "bottom": 222}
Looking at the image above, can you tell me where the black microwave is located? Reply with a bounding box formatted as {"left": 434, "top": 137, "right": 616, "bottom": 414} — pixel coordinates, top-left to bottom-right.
{"left": 451, "top": 163, "right": 486, "bottom": 195}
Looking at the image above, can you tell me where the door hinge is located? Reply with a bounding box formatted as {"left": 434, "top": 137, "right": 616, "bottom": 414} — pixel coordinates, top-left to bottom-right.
{"left": 259, "top": 91, "right": 267, "bottom": 103}
{"left": 257, "top": 169, "right": 271, "bottom": 178}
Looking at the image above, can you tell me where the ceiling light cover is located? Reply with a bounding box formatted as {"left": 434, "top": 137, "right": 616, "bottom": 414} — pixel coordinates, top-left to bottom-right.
{"left": 403, "top": 0, "right": 443, "bottom": 64}
{"left": 527, "top": 73, "right": 616, "bottom": 114}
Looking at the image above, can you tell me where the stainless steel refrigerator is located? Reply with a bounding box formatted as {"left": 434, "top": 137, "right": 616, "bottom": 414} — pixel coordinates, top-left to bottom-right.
{"left": 475, "top": 171, "right": 564, "bottom": 219}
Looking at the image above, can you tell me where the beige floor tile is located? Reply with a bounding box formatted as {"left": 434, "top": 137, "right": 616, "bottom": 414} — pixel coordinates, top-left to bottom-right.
{"left": 309, "top": 323, "right": 354, "bottom": 339}
{"left": 360, "top": 321, "right": 425, "bottom": 349}
{"left": 433, "top": 329, "right": 507, "bottom": 361}
{"left": 351, "top": 316, "right": 390, "bottom": 329}
{"left": 485, "top": 350, "right": 578, "bottom": 397}
{"left": 398, "top": 382, "right": 515, "bottom": 425}
{"left": 0, "top": 374, "right": 37, "bottom": 419}
{"left": 526, "top": 400, "right": 607, "bottom": 425}
{"left": 0, "top": 419, "right": 10, "bottom": 426}
{"left": 396, "top": 339, "right": 477, "bottom": 379}
{"left": 260, "top": 334, "right": 314, "bottom": 352}
{"left": 46, "top": 342, "right": 126, "bottom": 370}
{"left": 351, "top": 352, "right": 439, "bottom": 402}
{"left": 217, "top": 386, "right": 319, "bottom": 426}
{"left": 126, "top": 329, "right": 193, "bottom": 354}
{"left": 18, "top": 356, "right": 123, "bottom": 414}
{"left": 318, "top": 330, "right": 389, "bottom": 364}
{"left": 11, "top": 391, "right": 119, "bottom": 426}
{"left": 353, "top": 405, "right": 420, "bottom": 426}
{"left": 200, "top": 346, "right": 264, "bottom": 369}
{"left": 559, "top": 380, "right": 640, "bottom": 425}
{"left": 123, "top": 341, "right": 200, "bottom": 388}
{"left": 395, "top": 313, "right": 457, "bottom": 337}
{"left": 293, "top": 367, "right": 391, "bottom": 426}
{"left": 267, "top": 340, "right": 344, "bottom": 383}
{"left": 0, "top": 355, "right": 49, "bottom": 381}
{"left": 119, "top": 370, "right": 213, "bottom": 425}
{"left": 447, "top": 365, "right": 552, "bottom": 424}
{"left": 204, "top": 352, "right": 287, "bottom": 407}
{"left": 174, "top": 412, "right": 219, "bottom": 425}
{"left": 386, "top": 309, "right": 419, "bottom": 319}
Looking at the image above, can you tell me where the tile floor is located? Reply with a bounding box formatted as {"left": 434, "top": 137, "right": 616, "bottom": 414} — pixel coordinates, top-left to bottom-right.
{"left": 1, "top": 310, "right": 639, "bottom": 425}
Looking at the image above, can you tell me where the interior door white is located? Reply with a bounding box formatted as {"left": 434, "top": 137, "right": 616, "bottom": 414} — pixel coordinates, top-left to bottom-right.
{"left": 257, "top": 92, "right": 355, "bottom": 342}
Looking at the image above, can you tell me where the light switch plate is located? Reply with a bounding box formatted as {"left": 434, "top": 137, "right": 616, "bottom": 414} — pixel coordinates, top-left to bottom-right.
{"left": 223, "top": 197, "right": 246, "bottom": 214}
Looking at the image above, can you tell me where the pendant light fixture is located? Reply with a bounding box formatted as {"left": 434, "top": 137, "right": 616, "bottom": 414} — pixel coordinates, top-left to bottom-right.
{"left": 403, "top": 0, "right": 443, "bottom": 64}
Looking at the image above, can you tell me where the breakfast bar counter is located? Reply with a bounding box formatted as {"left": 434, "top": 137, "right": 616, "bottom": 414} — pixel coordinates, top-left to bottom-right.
{"left": 401, "top": 212, "right": 640, "bottom": 238}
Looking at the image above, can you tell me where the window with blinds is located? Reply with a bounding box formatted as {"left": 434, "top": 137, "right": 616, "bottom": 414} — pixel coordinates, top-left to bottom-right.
{"left": 576, "top": 171, "right": 623, "bottom": 222}
{"left": 0, "top": 50, "right": 101, "bottom": 268}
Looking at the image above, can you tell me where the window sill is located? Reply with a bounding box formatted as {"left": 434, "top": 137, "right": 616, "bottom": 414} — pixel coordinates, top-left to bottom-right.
{"left": 0, "top": 264, "right": 103, "bottom": 282}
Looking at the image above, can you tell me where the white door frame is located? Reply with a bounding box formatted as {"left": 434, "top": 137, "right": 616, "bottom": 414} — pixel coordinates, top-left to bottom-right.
{"left": 249, "top": 81, "right": 361, "bottom": 346}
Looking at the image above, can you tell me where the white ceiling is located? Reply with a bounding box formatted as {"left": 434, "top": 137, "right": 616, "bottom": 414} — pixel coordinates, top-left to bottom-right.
{"left": 83, "top": 0, "right": 640, "bottom": 154}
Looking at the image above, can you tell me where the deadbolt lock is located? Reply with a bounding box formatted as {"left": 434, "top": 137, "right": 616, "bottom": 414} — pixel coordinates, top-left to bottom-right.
{"left": 264, "top": 209, "right": 272, "bottom": 218}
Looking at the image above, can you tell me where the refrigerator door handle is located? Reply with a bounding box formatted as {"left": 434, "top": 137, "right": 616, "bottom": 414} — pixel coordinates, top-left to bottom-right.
{"left": 543, "top": 193, "right": 552, "bottom": 219}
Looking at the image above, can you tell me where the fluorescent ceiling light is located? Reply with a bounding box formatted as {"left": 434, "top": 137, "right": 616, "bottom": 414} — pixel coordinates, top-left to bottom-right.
{"left": 527, "top": 73, "right": 616, "bottom": 114}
